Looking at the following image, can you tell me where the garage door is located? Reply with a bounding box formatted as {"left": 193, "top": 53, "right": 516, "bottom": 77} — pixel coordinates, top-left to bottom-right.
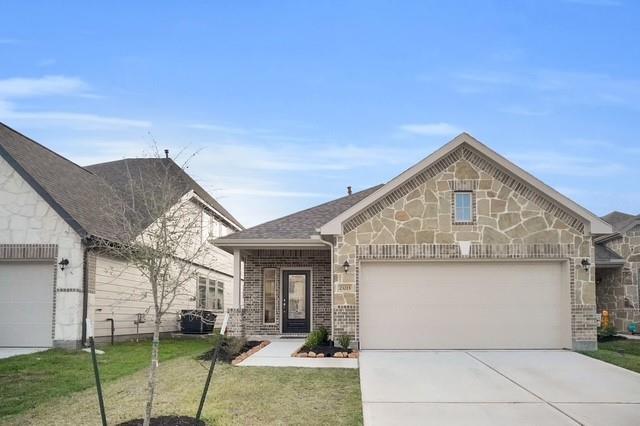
{"left": 359, "top": 261, "right": 571, "bottom": 350}
{"left": 0, "top": 262, "right": 54, "bottom": 347}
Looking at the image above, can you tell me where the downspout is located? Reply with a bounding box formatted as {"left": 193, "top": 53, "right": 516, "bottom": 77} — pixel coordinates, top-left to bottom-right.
{"left": 317, "top": 237, "right": 335, "bottom": 340}
{"left": 81, "top": 243, "right": 89, "bottom": 347}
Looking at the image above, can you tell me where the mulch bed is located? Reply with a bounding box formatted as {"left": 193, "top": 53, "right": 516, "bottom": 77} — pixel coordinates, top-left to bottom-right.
{"left": 295, "top": 344, "right": 357, "bottom": 358}
{"left": 117, "top": 416, "right": 205, "bottom": 426}
{"left": 598, "top": 335, "right": 628, "bottom": 343}
{"left": 198, "top": 339, "right": 266, "bottom": 363}
{"left": 232, "top": 340, "right": 269, "bottom": 364}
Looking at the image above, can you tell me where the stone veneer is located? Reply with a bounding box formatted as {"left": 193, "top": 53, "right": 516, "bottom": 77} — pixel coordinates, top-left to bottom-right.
{"left": 333, "top": 145, "right": 597, "bottom": 350}
{"left": 597, "top": 225, "right": 640, "bottom": 330}
{"left": 240, "top": 249, "right": 331, "bottom": 336}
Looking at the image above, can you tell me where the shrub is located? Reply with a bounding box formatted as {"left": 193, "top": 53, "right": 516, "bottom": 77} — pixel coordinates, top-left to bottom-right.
{"left": 305, "top": 327, "right": 329, "bottom": 348}
{"left": 197, "top": 336, "right": 254, "bottom": 363}
{"left": 337, "top": 335, "right": 351, "bottom": 350}
{"left": 597, "top": 322, "right": 617, "bottom": 338}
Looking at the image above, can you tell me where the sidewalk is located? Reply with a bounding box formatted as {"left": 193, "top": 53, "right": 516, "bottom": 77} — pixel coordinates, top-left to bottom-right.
{"left": 237, "top": 339, "right": 358, "bottom": 368}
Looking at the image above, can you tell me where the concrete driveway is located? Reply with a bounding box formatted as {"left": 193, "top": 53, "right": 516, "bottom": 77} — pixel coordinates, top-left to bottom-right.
{"left": 360, "top": 350, "right": 640, "bottom": 426}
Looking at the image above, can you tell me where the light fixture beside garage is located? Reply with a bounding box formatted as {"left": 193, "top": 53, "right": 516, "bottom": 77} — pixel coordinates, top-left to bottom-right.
{"left": 343, "top": 260, "right": 350, "bottom": 273}
{"left": 581, "top": 258, "right": 591, "bottom": 271}
{"left": 58, "top": 258, "right": 69, "bottom": 271}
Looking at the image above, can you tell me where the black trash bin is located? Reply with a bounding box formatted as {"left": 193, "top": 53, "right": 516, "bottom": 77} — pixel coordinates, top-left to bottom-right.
{"left": 179, "top": 310, "right": 216, "bottom": 334}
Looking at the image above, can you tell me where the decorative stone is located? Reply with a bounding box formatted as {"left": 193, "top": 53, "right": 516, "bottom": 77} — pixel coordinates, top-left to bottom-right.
{"left": 416, "top": 230, "right": 435, "bottom": 244}
{"left": 524, "top": 230, "right": 559, "bottom": 244}
{"left": 405, "top": 199, "right": 425, "bottom": 218}
{"left": 478, "top": 179, "right": 492, "bottom": 190}
{"left": 507, "top": 197, "right": 521, "bottom": 212}
{"left": 505, "top": 224, "right": 528, "bottom": 239}
{"left": 372, "top": 228, "right": 395, "bottom": 244}
{"left": 394, "top": 211, "right": 410, "bottom": 221}
{"left": 490, "top": 199, "right": 506, "bottom": 214}
{"left": 455, "top": 231, "right": 480, "bottom": 241}
{"left": 498, "top": 212, "right": 521, "bottom": 230}
{"left": 435, "top": 232, "right": 454, "bottom": 244}
{"left": 396, "top": 227, "right": 416, "bottom": 244}
{"left": 316, "top": 353, "right": 325, "bottom": 358}
{"left": 299, "top": 352, "right": 308, "bottom": 358}
{"left": 424, "top": 203, "right": 438, "bottom": 218}
{"left": 436, "top": 180, "right": 449, "bottom": 191}
{"left": 348, "top": 352, "right": 358, "bottom": 358}
{"left": 523, "top": 216, "right": 548, "bottom": 233}
{"left": 482, "top": 227, "right": 509, "bottom": 244}
{"left": 406, "top": 188, "right": 421, "bottom": 201}
{"left": 308, "top": 351, "right": 316, "bottom": 358}
{"left": 477, "top": 199, "right": 490, "bottom": 216}
{"left": 454, "top": 161, "right": 479, "bottom": 180}
{"left": 359, "top": 221, "right": 373, "bottom": 233}
{"left": 424, "top": 189, "right": 438, "bottom": 202}
{"left": 334, "top": 352, "right": 344, "bottom": 358}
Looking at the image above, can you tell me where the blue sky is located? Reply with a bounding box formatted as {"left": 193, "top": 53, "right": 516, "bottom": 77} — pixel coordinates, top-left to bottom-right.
{"left": 1, "top": 0, "right": 639, "bottom": 227}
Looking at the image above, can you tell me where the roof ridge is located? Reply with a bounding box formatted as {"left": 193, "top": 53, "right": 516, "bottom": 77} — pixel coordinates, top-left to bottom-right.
{"left": 0, "top": 122, "right": 96, "bottom": 176}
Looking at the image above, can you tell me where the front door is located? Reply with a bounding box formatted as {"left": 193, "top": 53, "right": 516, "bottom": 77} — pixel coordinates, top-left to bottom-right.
{"left": 282, "top": 270, "right": 311, "bottom": 333}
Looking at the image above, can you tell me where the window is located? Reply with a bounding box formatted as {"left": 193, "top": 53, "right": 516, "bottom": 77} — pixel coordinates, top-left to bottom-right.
{"left": 196, "top": 276, "right": 224, "bottom": 311}
{"left": 454, "top": 192, "right": 473, "bottom": 223}
{"left": 263, "top": 269, "right": 276, "bottom": 324}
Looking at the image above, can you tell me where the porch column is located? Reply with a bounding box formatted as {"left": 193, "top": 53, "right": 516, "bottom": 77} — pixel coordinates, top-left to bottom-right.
{"left": 232, "top": 249, "right": 242, "bottom": 308}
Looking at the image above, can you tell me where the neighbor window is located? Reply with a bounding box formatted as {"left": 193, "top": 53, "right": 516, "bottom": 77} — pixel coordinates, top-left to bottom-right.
{"left": 454, "top": 192, "right": 473, "bottom": 223}
{"left": 263, "top": 268, "right": 276, "bottom": 324}
{"left": 196, "top": 276, "right": 224, "bottom": 311}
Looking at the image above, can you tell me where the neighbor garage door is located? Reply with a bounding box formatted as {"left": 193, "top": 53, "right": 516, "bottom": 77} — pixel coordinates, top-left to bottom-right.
{"left": 359, "top": 261, "right": 571, "bottom": 350}
{"left": 0, "top": 262, "right": 54, "bottom": 347}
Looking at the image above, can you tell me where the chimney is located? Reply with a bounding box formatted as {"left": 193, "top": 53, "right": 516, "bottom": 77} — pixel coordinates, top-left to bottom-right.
{"left": 164, "top": 149, "right": 169, "bottom": 159}
{"left": 347, "top": 186, "right": 352, "bottom": 196}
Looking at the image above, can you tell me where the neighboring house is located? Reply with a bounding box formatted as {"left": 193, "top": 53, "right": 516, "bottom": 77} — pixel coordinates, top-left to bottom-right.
{"left": 595, "top": 211, "right": 640, "bottom": 331}
{"left": 216, "top": 133, "right": 611, "bottom": 351}
{"left": 0, "top": 123, "right": 242, "bottom": 348}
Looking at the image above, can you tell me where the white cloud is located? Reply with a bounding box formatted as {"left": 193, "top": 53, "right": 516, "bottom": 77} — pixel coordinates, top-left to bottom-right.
{"left": 0, "top": 75, "right": 89, "bottom": 98}
{"left": 398, "top": 122, "right": 461, "bottom": 137}
{"left": 0, "top": 107, "right": 151, "bottom": 130}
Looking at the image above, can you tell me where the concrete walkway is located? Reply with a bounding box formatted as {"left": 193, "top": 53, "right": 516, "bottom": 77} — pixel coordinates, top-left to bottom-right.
{"left": 360, "top": 350, "right": 640, "bottom": 426}
{"left": 237, "top": 339, "right": 358, "bottom": 368}
{"left": 0, "top": 347, "right": 48, "bottom": 359}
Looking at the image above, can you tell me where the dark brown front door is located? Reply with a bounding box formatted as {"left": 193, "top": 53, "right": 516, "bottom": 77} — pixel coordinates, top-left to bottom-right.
{"left": 282, "top": 270, "right": 310, "bottom": 333}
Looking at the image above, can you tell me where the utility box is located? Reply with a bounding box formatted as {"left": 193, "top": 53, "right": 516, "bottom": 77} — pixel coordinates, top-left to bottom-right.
{"left": 179, "top": 310, "right": 217, "bottom": 334}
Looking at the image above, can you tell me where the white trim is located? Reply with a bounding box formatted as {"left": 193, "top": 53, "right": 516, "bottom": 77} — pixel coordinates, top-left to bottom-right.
{"left": 214, "top": 238, "right": 329, "bottom": 252}
{"left": 280, "top": 267, "right": 313, "bottom": 334}
{"left": 320, "top": 133, "right": 611, "bottom": 236}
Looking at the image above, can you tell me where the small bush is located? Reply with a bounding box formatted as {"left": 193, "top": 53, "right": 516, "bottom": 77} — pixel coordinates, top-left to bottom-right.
{"left": 337, "top": 335, "right": 351, "bottom": 350}
{"left": 305, "top": 327, "right": 329, "bottom": 348}
{"left": 598, "top": 322, "right": 617, "bottom": 339}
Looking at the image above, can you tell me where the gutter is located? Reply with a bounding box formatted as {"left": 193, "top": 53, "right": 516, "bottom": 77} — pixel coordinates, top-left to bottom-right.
{"left": 316, "top": 237, "right": 335, "bottom": 340}
{"left": 81, "top": 240, "right": 90, "bottom": 346}
{"left": 214, "top": 238, "right": 329, "bottom": 253}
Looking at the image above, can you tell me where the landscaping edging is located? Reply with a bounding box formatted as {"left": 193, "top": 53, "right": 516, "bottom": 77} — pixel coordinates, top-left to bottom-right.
{"left": 231, "top": 340, "right": 270, "bottom": 365}
{"left": 293, "top": 347, "right": 358, "bottom": 359}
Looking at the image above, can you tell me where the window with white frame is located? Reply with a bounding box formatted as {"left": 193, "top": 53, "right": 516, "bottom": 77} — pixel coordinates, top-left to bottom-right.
{"left": 454, "top": 191, "right": 473, "bottom": 223}
{"left": 196, "top": 276, "right": 224, "bottom": 311}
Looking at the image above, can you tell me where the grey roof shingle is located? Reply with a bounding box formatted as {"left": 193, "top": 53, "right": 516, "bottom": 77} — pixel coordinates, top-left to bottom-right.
{"left": 86, "top": 158, "right": 243, "bottom": 231}
{"left": 218, "top": 184, "right": 383, "bottom": 240}
{"left": 601, "top": 210, "right": 640, "bottom": 234}
{"left": 0, "top": 122, "right": 242, "bottom": 242}
{"left": 595, "top": 243, "right": 625, "bottom": 265}
{"left": 0, "top": 122, "right": 119, "bottom": 239}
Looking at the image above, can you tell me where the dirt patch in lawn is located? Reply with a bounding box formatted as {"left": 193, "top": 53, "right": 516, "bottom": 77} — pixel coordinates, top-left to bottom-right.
{"left": 118, "top": 416, "right": 205, "bottom": 426}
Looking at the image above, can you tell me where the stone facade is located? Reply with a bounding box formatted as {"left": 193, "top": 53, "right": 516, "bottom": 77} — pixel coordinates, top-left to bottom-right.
{"left": 333, "top": 146, "right": 597, "bottom": 350}
{"left": 240, "top": 249, "right": 331, "bottom": 336}
{"left": 597, "top": 226, "right": 640, "bottom": 330}
{"left": 0, "top": 156, "right": 85, "bottom": 348}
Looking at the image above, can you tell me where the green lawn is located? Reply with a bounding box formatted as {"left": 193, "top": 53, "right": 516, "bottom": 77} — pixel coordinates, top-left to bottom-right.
{"left": 0, "top": 338, "right": 215, "bottom": 417}
{"left": 582, "top": 338, "right": 640, "bottom": 374}
{"left": 0, "top": 338, "right": 363, "bottom": 425}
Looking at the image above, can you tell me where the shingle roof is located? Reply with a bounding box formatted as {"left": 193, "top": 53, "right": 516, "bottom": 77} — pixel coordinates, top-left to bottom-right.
{"left": 0, "top": 122, "right": 242, "bottom": 242}
{"left": 0, "top": 122, "right": 119, "bottom": 239}
{"left": 86, "top": 158, "right": 243, "bottom": 231}
{"left": 601, "top": 211, "right": 639, "bottom": 232}
{"left": 218, "top": 184, "right": 383, "bottom": 240}
{"left": 595, "top": 243, "right": 625, "bottom": 265}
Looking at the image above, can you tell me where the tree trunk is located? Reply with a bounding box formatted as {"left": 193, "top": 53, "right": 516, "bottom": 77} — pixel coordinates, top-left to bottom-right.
{"left": 143, "top": 318, "right": 161, "bottom": 426}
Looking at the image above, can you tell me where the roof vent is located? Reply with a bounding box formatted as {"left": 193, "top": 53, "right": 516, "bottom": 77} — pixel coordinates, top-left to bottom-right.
{"left": 347, "top": 186, "right": 352, "bottom": 196}
{"left": 164, "top": 149, "right": 169, "bottom": 159}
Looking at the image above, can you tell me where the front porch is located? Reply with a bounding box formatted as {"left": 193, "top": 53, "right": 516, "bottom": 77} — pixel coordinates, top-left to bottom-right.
{"left": 227, "top": 248, "right": 333, "bottom": 338}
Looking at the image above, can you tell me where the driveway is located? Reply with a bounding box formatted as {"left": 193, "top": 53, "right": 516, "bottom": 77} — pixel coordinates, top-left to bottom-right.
{"left": 360, "top": 350, "right": 640, "bottom": 426}
{"left": 0, "top": 347, "right": 47, "bottom": 360}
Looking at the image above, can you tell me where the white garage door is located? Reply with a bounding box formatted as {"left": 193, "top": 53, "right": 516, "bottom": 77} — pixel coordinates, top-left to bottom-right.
{"left": 359, "top": 261, "right": 571, "bottom": 350}
{"left": 0, "top": 262, "right": 54, "bottom": 347}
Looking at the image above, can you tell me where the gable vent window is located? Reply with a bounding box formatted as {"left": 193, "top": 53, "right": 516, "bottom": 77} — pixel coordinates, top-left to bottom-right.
{"left": 454, "top": 192, "right": 473, "bottom": 223}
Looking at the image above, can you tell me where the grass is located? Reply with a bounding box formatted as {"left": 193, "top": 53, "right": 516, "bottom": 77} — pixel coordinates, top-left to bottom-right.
{"left": 1, "top": 338, "right": 363, "bottom": 425}
{"left": 582, "top": 338, "right": 640, "bottom": 374}
{"left": 0, "top": 337, "right": 216, "bottom": 417}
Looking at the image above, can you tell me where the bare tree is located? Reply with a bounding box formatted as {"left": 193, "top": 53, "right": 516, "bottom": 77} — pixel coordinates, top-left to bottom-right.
{"left": 92, "top": 147, "right": 215, "bottom": 425}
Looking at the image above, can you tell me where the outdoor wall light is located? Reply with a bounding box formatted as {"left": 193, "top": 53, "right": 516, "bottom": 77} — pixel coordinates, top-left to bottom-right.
{"left": 58, "top": 258, "right": 69, "bottom": 271}
{"left": 581, "top": 258, "right": 591, "bottom": 271}
{"left": 343, "top": 260, "right": 350, "bottom": 273}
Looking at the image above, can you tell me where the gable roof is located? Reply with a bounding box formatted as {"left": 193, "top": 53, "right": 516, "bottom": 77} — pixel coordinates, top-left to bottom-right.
{"left": 321, "top": 133, "right": 612, "bottom": 235}
{"left": 86, "top": 158, "right": 243, "bottom": 231}
{"left": 600, "top": 210, "right": 640, "bottom": 233}
{"left": 0, "top": 122, "right": 242, "bottom": 242}
{"left": 0, "top": 122, "right": 119, "bottom": 239}
{"left": 215, "top": 184, "right": 383, "bottom": 246}
{"left": 594, "top": 243, "right": 625, "bottom": 267}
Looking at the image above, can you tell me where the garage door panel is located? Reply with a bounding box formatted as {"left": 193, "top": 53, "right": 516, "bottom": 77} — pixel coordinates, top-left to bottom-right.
{"left": 359, "top": 261, "right": 570, "bottom": 350}
{"left": 0, "top": 263, "right": 54, "bottom": 347}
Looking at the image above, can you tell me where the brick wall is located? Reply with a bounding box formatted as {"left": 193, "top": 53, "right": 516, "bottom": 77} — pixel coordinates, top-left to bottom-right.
{"left": 241, "top": 249, "right": 331, "bottom": 336}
